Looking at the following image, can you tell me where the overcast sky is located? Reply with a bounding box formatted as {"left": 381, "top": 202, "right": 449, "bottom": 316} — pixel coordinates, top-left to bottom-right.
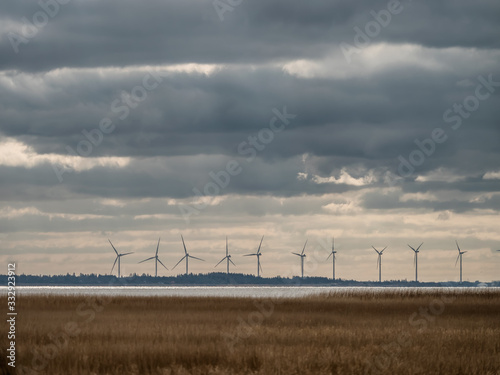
{"left": 1, "top": 0, "right": 499, "bottom": 282}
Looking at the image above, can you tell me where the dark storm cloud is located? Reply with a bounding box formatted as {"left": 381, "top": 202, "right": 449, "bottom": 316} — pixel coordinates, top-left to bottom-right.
{"left": 0, "top": 155, "right": 360, "bottom": 203}
{"left": 1, "top": 64, "right": 499, "bottom": 179}
{"left": 0, "top": 0, "right": 499, "bottom": 71}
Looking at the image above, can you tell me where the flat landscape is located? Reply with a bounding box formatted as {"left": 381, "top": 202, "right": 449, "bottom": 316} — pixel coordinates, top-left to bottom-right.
{"left": 3, "top": 290, "right": 500, "bottom": 375}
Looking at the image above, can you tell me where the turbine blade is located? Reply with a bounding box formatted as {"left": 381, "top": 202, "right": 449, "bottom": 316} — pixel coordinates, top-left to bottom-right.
{"left": 292, "top": 252, "right": 302, "bottom": 256}
{"left": 326, "top": 253, "right": 332, "bottom": 261}
{"left": 455, "top": 254, "right": 460, "bottom": 267}
{"left": 416, "top": 242, "right": 423, "bottom": 251}
{"left": 332, "top": 237, "right": 334, "bottom": 252}
{"left": 462, "top": 251, "right": 467, "bottom": 254}
{"left": 456, "top": 240, "right": 461, "bottom": 253}
{"left": 138, "top": 257, "right": 155, "bottom": 264}
{"left": 259, "top": 262, "right": 263, "bottom": 273}
{"left": 189, "top": 255, "right": 205, "bottom": 262}
{"left": 376, "top": 255, "right": 380, "bottom": 268}
{"left": 111, "top": 257, "right": 118, "bottom": 273}
{"left": 257, "top": 235, "right": 264, "bottom": 254}
{"left": 181, "top": 234, "right": 188, "bottom": 255}
{"left": 156, "top": 238, "right": 160, "bottom": 256}
{"left": 226, "top": 236, "right": 228, "bottom": 257}
{"left": 408, "top": 244, "right": 416, "bottom": 252}
{"left": 301, "top": 239, "right": 308, "bottom": 255}
{"left": 414, "top": 253, "right": 416, "bottom": 267}
{"left": 215, "top": 258, "right": 226, "bottom": 267}
{"left": 172, "top": 256, "right": 186, "bottom": 270}
{"left": 108, "top": 239, "right": 119, "bottom": 255}
{"left": 381, "top": 246, "right": 387, "bottom": 253}
{"left": 372, "top": 246, "right": 379, "bottom": 253}
{"left": 229, "top": 259, "right": 236, "bottom": 266}
{"left": 243, "top": 253, "right": 257, "bottom": 257}
{"left": 157, "top": 258, "right": 169, "bottom": 270}
{"left": 120, "top": 252, "right": 134, "bottom": 256}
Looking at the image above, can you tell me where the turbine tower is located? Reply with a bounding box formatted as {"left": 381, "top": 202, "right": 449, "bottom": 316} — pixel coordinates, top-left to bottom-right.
{"left": 138, "top": 238, "right": 168, "bottom": 277}
{"left": 215, "top": 236, "right": 236, "bottom": 274}
{"left": 372, "top": 246, "right": 387, "bottom": 283}
{"left": 455, "top": 241, "right": 467, "bottom": 283}
{"left": 108, "top": 239, "right": 134, "bottom": 278}
{"left": 243, "top": 235, "right": 264, "bottom": 277}
{"left": 172, "top": 235, "right": 205, "bottom": 275}
{"left": 292, "top": 240, "right": 308, "bottom": 279}
{"left": 326, "top": 237, "right": 337, "bottom": 280}
{"left": 407, "top": 242, "right": 423, "bottom": 282}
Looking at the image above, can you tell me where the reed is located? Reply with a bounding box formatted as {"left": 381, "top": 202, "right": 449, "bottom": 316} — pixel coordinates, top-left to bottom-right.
{"left": 4, "top": 291, "right": 500, "bottom": 374}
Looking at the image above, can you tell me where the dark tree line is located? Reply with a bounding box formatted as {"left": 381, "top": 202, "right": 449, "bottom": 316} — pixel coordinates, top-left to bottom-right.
{"left": 0, "top": 272, "right": 491, "bottom": 287}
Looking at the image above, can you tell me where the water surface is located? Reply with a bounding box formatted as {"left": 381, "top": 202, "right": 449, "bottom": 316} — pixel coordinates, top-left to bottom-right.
{"left": 2, "top": 286, "right": 498, "bottom": 298}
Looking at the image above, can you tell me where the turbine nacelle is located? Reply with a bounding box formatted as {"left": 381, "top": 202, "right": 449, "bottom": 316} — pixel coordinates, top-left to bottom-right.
{"left": 408, "top": 242, "right": 423, "bottom": 254}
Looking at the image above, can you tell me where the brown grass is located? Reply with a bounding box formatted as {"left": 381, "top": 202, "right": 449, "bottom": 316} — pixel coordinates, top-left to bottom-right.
{"left": 2, "top": 290, "right": 500, "bottom": 374}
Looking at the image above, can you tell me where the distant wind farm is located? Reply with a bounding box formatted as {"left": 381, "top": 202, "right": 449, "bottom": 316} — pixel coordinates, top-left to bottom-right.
{"left": 102, "top": 235, "right": 496, "bottom": 283}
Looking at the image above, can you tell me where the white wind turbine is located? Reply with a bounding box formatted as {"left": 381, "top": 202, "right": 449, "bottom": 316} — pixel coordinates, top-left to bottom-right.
{"left": 138, "top": 238, "right": 168, "bottom": 277}
{"left": 108, "top": 239, "right": 134, "bottom": 278}
{"left": 215, "top": 236, "right": 236, "bottom": 274}
{"left": 407, "top": 242, "right": 423, "bottom": 282}
{"left": 243, "top": 235, "right": 264, "bottom": 277}
{"left": 372, "top": 246, "right": 387, "bottom": 283}
{"left": 172, "top": 235, "right": 205, "bottom": 275}
{"left": 455, "top": 241, "right": 467, "bottom": 283}
{"left": 292, "top": 240, "right": 308, "bottom": 279}
{"left": 326, "top": 237, "right": 337, "bottom": 280}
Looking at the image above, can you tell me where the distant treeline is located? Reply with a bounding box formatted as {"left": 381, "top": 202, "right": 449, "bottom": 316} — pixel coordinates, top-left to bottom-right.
{"left": 1, "top": 272, "right": 497, "bottom": 287}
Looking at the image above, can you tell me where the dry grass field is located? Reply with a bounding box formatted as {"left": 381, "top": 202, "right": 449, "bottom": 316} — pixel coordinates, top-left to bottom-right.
{"left": 2, "top": 290, "right": 500, "bottom": 375}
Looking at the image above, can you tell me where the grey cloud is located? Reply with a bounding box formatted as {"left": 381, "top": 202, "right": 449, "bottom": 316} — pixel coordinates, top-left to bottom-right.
{"left": 1, "top": 0, "right": 500, "bottom": 72}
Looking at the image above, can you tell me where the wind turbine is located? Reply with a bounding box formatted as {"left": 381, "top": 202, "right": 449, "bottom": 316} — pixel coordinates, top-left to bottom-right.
{"left": 108, "top": 239, "right": 134, "bottom": 278}
{"left": 372, "top": 246, "right": 387, "bottom": 282}
{"left": 172, "top": 235, "right": 205, "bottom": 275}
{"left": 407, "top": 242, "right": 423, "bottom": 282}
{"left": 292, "top": 240, "right": 308, "bottom": 279}
{"left": 138, "top": 238, "right": 168, "bottom": 277}
{"left": 455, "top": 241, "right": 467, "bottom": 283}
{"left": 243, "top": 235, "right": 264, "bottom": 277}
{"left": 326, "top": 237, "right": 337, "bottom": 280}
{"left": 215, "top": 236, "right": 236, "bottom": 274}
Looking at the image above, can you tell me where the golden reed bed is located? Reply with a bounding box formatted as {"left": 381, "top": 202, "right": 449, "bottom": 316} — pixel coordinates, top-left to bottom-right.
{"left": 2, "top": 291, "right": 499, "bottom": 374}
